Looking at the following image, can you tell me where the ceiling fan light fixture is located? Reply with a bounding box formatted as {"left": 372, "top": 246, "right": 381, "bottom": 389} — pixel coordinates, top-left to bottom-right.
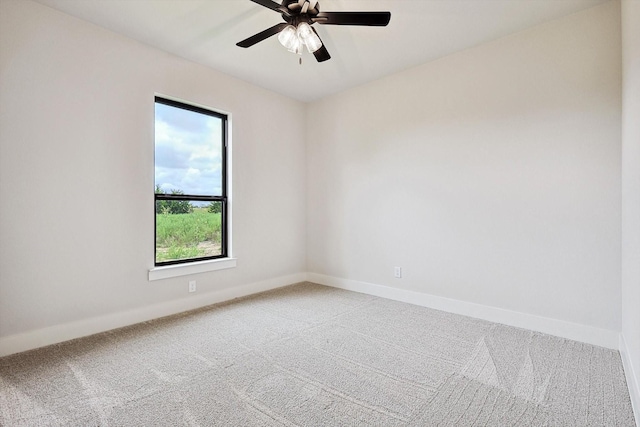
{"left": 238, "top": 0, "right": 390, "bottom": 63}
{"left": 296, "top": 22, "right": 322, "bottom": 53}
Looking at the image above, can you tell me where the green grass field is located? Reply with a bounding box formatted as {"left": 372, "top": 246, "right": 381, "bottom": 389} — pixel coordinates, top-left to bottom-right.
{"left": 156, "top": 208, "right": 221, "bottom": 262}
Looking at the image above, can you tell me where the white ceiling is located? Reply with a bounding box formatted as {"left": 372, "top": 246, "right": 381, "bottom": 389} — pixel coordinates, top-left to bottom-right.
{"left": 33, "top": 0, "right": 609, "bottom": 102}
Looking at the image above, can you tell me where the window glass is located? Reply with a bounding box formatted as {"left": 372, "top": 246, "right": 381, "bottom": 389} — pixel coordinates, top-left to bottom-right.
{"left": 154, "top": 102, "right": 223, "bottom": 196}
{"left": 154, "top": 97, "right": 227, "bottom": 266}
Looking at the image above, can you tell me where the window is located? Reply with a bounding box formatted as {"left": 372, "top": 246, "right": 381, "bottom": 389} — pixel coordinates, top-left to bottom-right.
{"left": 154, "top": 97, "right": 228, "bottom": 266}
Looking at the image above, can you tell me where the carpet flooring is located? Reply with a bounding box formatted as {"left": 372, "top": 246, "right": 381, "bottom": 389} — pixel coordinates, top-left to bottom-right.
{"left": 0, "top": 282, "right": 635, "bottom": 426}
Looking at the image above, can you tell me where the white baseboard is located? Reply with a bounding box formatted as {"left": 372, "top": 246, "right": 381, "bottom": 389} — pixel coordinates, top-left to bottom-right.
{"left": 0, "top": 271, "right": 623, "bottom": 356}
{"left": 0, "top": 272, "right": 307, "bottom": 357}
{"left": 308, "top": 273, "right": 620, "bottom": 350}
{"left": 620, "top": 334, "right": 640, "bottom": 426}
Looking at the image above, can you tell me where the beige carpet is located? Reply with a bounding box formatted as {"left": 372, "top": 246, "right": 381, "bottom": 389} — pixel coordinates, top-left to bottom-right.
{"left": 0, "top": 282, "right": 635, "bottom": 426}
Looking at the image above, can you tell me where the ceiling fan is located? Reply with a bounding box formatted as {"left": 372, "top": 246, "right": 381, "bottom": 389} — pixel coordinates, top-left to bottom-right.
{"left": 237, "top": 0, "right": 391, "bottom": 63}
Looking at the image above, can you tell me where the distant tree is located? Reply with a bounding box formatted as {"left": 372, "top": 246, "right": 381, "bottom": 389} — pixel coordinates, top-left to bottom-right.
{"left": 166, "top": 189, "right": 193, "bottom": 214}
{"left": 155, "top": 185, "right": 167, "bottom": 214}
{"left": 207, "top": 201, "right": 222, "bottom": 214}
{"left": 155, "top": 186, "right": 193, "bottom": 214}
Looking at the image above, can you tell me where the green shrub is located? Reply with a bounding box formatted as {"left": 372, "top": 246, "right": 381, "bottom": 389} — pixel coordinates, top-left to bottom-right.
{"left": 154, "top": 186, "right": 193, "bottom": 215}
{"left": 207, "top": 201, "right": 222, "bottom": 214}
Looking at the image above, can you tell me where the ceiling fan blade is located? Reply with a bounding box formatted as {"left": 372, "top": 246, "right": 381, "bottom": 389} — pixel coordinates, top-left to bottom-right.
{"left": 311, "top": 28, "right": 331, "bottom": 62}
{"left": 237, "top": 23, "right": 288, "bottom": 48}
{"left": 315, "top": 11, "right": 391, "bottom": 26}
{"left": 249, "top": 0, "right": 290, "bottom": 16}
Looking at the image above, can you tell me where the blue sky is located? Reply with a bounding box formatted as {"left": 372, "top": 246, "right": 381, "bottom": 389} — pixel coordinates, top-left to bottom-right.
{"left": 154, "top": 102, "right": 223, "bottom": 196}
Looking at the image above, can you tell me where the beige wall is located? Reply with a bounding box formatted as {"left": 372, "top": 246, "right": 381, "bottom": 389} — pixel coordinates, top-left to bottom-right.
{"left": 307, "top": 2, "right": 622, "bottom": 331}
{"left": 621, "top": 0, "right": 640, "bottom": 417}
{"left": 0, "top": 0, "right": 307, "bottom": 343}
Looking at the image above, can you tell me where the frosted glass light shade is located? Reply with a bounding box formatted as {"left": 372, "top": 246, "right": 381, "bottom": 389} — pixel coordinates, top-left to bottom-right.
{"left": 278, "top": 25, "right": 298, "bottom": 51}
{"left": 297, "top": 22, "right": 322, "bottom": 53}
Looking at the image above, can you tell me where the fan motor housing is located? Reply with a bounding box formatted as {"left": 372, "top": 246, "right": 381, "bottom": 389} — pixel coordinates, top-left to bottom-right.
{"left": 282, "top": 0, "right": 320, "bottom": 19}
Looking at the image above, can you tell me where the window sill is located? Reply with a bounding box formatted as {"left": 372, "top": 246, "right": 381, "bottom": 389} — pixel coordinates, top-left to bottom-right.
{"left": 148, "top": 258, "right": 237, "bottom": 281}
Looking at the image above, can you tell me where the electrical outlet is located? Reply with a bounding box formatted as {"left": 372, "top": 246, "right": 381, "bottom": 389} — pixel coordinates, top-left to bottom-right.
{"left": 188, "top": 281, "right": 196, "bottom": 293}
{"left": 394, "top": 267, "right": 402, "bottom": 278}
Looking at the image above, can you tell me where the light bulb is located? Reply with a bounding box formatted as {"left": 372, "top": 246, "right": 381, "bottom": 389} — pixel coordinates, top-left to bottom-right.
{"left": 297, "top": 22, "right": 322, "bottom": 53}
{"left": 289, "top": 35, "right": 303, "bottom": 54}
